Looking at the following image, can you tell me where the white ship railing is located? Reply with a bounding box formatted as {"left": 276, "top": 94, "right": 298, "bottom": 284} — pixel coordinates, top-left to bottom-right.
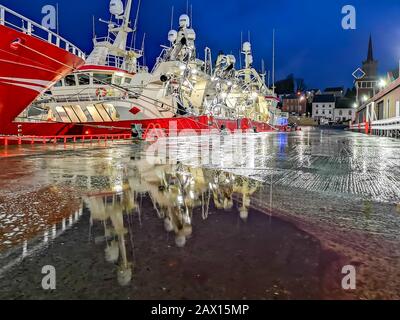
{"left": 350, "top": 117, "right": 400, "bottom": 131}
{"left": 0, "top": 5, "right": 85, "bottom": 60}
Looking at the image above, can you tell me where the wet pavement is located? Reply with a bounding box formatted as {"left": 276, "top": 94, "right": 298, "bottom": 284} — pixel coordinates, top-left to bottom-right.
{"left": 0, "top": 128, "right": 399, "bottom": 299}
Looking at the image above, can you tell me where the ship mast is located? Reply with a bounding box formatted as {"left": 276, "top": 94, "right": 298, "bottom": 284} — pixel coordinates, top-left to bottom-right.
{"left": 86, "top": 0, "right": 142, "bottom": 72}
{"left": 111, "top": 0, "right": 134, "bottom": 51}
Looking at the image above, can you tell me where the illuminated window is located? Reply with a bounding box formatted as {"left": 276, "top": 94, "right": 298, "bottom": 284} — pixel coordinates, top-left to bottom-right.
{"left": 113, "top": 76, "right": 123, "bottom": 86}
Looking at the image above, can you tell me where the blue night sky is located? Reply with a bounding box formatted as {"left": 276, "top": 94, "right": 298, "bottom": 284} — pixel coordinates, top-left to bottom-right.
{"left": 2, "top": 0, "right": 400, "bottom": 89}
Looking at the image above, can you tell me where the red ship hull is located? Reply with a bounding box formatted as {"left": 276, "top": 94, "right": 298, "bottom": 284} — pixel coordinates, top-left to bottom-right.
{"left": 4, "top": 116, "right": 278, "bottom": 138}
{"left": 0, "top": 24, "right": 84, "bottom": 133}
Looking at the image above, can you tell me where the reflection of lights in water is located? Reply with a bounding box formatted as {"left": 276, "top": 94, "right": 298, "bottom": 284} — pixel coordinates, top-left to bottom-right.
{"left": 177, "top": 195, "right": 184, "bottom": 205}
{"left": 113, "top": 185, "right": 123, "bottom": 193}
{"left": 43, "top": 231, "right": 49, "bottom": 243}
{"left": 22, "top": 240, "right": 28, "bottom": 258}
{"left": 276, "top": 117, "right": 288, "bottom": 126}
{"left": 52, "top": 225, "right": 57, "bottom": 239}
{"left": 189, "top": 190, "right": 195, "bottom": 199}
{"left": 164, "top": 218, "right": 174, "bottom": 232}
{"left": 0, "top": 208, "right": 83, "bottom": 278}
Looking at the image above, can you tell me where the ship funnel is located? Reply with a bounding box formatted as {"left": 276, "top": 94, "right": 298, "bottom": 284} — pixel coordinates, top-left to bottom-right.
{"left": 110, "top": 0, "right": 124, "bottom": 18}
{"left": 179, "top": 14, "right": 190, "bottom": 28}
{"left": 168, "top": 30, "right": 178, "bottom": 43}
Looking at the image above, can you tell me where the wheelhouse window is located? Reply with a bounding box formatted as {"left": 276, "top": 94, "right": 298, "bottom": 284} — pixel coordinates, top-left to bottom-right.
{"left": 113, "top": 76, "right": 123, "bottom": 86}
{"left": 125, "top": 77, "right": 132, "bottom": 84}
{"left": 54, "top": 80, "right": 63, "bottom": 87}
{"left": 93, "top": 73, "right": 112, "bottom": 85}
{"left": 65, "top": 75, "right": 77, "bottom": 87}
{"left": 78, "top": 73, "right": 90, "bottom": 86}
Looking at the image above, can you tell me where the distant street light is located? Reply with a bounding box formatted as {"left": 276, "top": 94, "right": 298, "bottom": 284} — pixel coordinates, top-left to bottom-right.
{"left": 378, "top": 78, "right": 387, "bottom": 88}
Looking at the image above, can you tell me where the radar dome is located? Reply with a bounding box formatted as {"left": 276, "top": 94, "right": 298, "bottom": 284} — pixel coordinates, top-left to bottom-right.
{"left": 168, "top": 30, "right": 178, "bottom": 43}
{"left": 110, "top": 0, "right": 124, "bottom": 17}
{"left": 179, "top": 14, "right": 190, "bottom": 28}
{"left": 242, "top": 41, "right": 252, "bottom": 53}
{"left": 227, "top": 55, "right": 236, "bottom": 65}
{"left": 186, "top": 29, "right": 196, "bottom": 41}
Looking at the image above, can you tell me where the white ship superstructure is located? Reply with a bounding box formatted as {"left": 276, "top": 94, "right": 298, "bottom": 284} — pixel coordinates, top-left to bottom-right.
{"left": 21, "top": 0, "right": 164, "bottom": 123}
{"left": 11, "top": 2, "right": 285, "bottom": 136}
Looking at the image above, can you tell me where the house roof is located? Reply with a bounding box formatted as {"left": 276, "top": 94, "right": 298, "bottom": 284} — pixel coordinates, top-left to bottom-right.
{"left": 313, "top": 94, "right": 335, "bottom": 103}
{"left": 336, "top": 98, "right": 354, "bottom": 109}
{"left": 282, "top": 94, "right": 299, "bottom": 100}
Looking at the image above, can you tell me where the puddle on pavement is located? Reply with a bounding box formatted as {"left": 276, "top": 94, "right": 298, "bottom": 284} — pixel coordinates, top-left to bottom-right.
{"left": 0, "top": 129, "right": 400, "bottom": 299}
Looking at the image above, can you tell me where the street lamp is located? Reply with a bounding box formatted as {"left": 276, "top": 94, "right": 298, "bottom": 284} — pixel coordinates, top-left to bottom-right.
{"left": 378, "top": 78, "right": 387, "bottom": 88}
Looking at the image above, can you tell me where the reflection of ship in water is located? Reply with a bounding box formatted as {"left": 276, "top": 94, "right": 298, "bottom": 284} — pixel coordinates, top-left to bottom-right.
{"left": 85, "top": 186, "right": 136, "bottom": 287}
{"left": 84, "top": 156, "right": 261, "bottom": 286}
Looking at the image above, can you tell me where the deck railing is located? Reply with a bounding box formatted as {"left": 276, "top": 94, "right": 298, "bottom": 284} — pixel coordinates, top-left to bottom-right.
{"left": 0, "top": 5, "right": 85, "bottom": 60}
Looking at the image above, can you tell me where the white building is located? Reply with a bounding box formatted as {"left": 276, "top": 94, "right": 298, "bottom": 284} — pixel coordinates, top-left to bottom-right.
{"left": 334, "top": 108, "right": 355, "bottom": 122}
{"left": 312, "top": 94, "right": 335, "bottom": 122}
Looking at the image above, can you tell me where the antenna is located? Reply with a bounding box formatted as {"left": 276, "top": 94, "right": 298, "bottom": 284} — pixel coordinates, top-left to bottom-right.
{"left": 170, "top": 6, "right": 174, "bottom": 30}
{"left": 56, "top": 3, "right": 59, "bottom": 34}
{"left": 239, "top": 31, "right": 243, "bottom": 69}
{"left": 272, "top": 28, "right": 276, "bottom": 94}
{"left": 92, "top": 15, "right": 96, "bottom": 39}
{"left": 186, "top": 0, "right": 189, "bottom": 15}
{"left": 190, "top": 4, "right": 193, "bottom": 28}
{"left": 133, "top": 0, "right": 142, "bottom": 32}
{"left": 261, "top": 59, "right": 266, "bottom": 84}
{"left": 141, "top": 32, "right": 146, "bottom": 54}
{"left": 248, "top": 30, "right": 251, "bottom": 43}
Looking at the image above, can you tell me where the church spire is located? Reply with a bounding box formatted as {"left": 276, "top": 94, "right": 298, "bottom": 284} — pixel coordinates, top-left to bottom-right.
{"left": 367, "top": 34, "right": 374, "bottom": 62}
